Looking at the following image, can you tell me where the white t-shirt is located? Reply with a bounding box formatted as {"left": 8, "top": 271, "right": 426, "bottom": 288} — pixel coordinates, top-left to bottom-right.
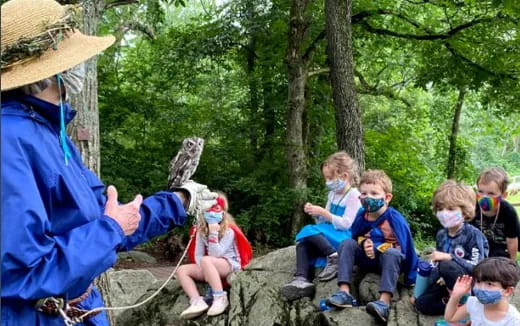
{"left": 466, "top": 296, "right": 520, "bottom": 326}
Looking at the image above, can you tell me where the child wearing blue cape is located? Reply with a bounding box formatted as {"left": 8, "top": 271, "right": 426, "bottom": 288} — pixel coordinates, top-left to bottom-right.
{"left": 325, "top": 170, "right": 418, "bottom": 324}
{"left": 281, "top": 152, "right": 362, "bottom": 301}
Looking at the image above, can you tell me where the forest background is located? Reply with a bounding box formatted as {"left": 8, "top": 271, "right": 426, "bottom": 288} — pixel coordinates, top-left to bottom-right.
{"left": 67, "top": 0, "right": 520, "bottom": 251}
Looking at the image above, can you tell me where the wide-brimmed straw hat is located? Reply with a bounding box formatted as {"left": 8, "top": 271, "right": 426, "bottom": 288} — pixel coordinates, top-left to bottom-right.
{"left": 1, "top": 0, "right": 115, "bottom": 91}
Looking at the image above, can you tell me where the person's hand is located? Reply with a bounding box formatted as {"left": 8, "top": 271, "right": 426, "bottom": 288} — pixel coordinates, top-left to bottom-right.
{"left": 172, "top": 180, "right": 217, "bottom": 216}
{"left": 104, "top": 185, "right": 143, "bottom": 235}
{"left": 430, "top": 250, "right": 452, "bottom": 262}
{"left": 363, "top": 238, "right": 376, "bottom": 259}
{"left": 208, "top": 223, "right": 220, "bottom": 233}
{"left": 304, "top": 203, "right": 327, "bottom": 218}
{"left": 451, "top": 275, "right": 472, "bottom": 298}
{"left": 436, "top": 277, "right": 446, "bottom": 286}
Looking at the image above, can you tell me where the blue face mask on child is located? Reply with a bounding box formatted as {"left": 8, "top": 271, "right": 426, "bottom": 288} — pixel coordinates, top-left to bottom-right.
{"left": 326, "top": 179, "right": 346, "bottom": 192}
{"left": 360, "top": 197, "right": 385, "bottom": 213}
{"left": 204, "top": 211, "right": 223, "bottom": 224}
{"left": 473, "top": 287, "right": 503, "bottom": 305}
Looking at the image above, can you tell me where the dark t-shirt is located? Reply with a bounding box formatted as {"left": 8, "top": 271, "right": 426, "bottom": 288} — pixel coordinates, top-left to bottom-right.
{"left": 470, "top": 200, "right": 520, "bottom": 257}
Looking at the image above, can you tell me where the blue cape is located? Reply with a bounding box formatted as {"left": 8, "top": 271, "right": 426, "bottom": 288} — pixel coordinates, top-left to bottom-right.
{"left": 351, "top": 206, "right": 418, "bottom": 286}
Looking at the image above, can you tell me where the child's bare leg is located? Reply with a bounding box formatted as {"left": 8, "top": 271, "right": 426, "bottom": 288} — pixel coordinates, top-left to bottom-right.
{"left": 339, "top": 283, "right": 350, "bottom": 293}
{"left": 176, "top": 263, "right": 205, "bottom": 299}
{"left": 199, "top": 256, "right": 232, "bottom": 291}
{"left": 379, "top": 292, "right": 392, "bottom": 305}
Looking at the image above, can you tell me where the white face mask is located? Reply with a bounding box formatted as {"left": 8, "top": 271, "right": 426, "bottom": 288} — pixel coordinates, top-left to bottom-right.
{"left": 61, "top": 63, "right": 86, "bottom": 96}
{"left": 436, "top": 209, "right": 463, "bottom": 228}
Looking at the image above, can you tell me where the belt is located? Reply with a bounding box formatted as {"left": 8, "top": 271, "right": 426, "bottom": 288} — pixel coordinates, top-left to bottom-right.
{"left": 35, "top": 284, "right": 101, "bottom": 320}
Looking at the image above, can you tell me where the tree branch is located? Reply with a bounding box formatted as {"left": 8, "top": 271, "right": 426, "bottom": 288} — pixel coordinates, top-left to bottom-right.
{"left": 302, "top": 30, "right": 326, "bottom": 62}
{"left": 307, "top": 67, "right": 330, "bottom": 77}
{"left": 355, "top": 70, "right": 412, "bottom": 107}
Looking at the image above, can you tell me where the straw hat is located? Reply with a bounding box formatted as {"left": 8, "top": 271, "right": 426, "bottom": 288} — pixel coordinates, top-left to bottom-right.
{"left": 1, "top": 0, "right": 115, "bottom": 91}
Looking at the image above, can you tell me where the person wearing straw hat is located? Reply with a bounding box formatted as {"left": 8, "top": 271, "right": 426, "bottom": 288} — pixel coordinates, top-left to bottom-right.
{"left": 1, "top": 0, "right": 217, "bottom": 325}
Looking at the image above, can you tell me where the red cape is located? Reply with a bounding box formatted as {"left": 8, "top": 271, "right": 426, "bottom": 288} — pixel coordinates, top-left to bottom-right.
{"left": 187, "top": 224, "right": 253, "bottom": 268}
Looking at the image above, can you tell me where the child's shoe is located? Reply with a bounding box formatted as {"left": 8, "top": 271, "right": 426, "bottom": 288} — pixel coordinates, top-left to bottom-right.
{"left": 180, "top": 296, "right": 209, "bottom": 319}
{"left": 326, "top": 290, "right": 357, "bottom": 308}
{"left": 207, "top": 292, "right": 229, "bottom": 316}
{"left": 366, "top": 300, "right": 390, "bottom": 323}
{"left": 316, "top": 253, "right": 338, "bottom": 281}
{"left": 280, "top": 277, "right": 316, "bottom": 301}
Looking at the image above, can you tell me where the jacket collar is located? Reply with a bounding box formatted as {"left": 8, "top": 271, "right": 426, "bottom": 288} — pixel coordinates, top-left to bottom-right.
{"left": 17, "top": 94, "right": 77, "bottom": 126}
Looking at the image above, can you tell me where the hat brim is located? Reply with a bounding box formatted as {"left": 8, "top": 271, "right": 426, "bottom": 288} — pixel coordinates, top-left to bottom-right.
{"left": 1, "top": 31, "right": 115, "bottom": 91}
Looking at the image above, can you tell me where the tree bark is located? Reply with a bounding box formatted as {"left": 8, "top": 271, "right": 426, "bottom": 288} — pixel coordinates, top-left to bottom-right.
{"left": 324, "top": 0, "right": 365, "bottom": 171}
{"left": 68, "top": 1, "right": 115, "bottom": 325}
{"left": 287, "top": 0, "right": 311, "bottom": 235}
{"left": 446, "top": 88, "right": 466, "bottom": 179}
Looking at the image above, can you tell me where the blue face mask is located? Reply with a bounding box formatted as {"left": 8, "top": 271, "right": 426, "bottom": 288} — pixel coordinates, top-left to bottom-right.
{"left": 473, "top": 287, "right": 503, "bottom": 305}
{"left": 204, "top": 211, "right": 223, "bottom": 224}
{"left": 326, "top": 179, "right": 346, "bottom": 192}
{"left": 360, "top": 197, "right": 385, "bottom": 213}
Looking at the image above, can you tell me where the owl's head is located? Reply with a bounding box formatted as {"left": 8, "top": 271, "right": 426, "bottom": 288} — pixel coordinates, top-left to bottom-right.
{"left": 183, "top": 137, "right": 204, "bottom": 157}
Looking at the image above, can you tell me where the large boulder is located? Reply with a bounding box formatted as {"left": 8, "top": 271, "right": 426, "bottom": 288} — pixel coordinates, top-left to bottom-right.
{"left": 112, "top": 246, "right": 520, "bottom": 326}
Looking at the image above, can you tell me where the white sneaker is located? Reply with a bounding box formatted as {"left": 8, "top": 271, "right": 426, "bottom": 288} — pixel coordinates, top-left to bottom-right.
{"left": 180, "top": 296, "right": 209, "bottom": 320}
{"left": 207, "top": 293, "right": 229, "bottom": 316}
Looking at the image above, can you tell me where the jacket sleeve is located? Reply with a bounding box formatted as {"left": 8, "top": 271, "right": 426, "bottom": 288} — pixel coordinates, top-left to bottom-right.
{"left": 207, "top": 228, "right": 236, "bottom": 257}
{"left": 451, "top": 228, "right": 487, "bottom": 272}
{"left": 195, "top": 232, "right": 205, "bottom": 264}
{"left": 1, "top": 138, "right": 125, "bottom": 300}
{"left": 331, "top": 191, "right": 362, "bottom": 230}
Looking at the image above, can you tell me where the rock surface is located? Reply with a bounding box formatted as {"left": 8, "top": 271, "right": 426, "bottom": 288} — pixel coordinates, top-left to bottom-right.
{"left": 112, "top": 246, "right": 520, "bottom": 325}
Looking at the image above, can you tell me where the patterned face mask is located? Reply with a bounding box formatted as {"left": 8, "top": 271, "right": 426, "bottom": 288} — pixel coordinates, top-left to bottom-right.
{"left": 326, "top": 179, "right": 346, "bottom": 192}
{"left": 360, "top": 197, "right": 385, "bottom": 213}
{"left": 436, "top": 210, "right": 463, "bottom": 228}
{"left": 61, "top": 63, "right": 86, "bottom": 97}
{"left": 476, "top": 193, "right": 501, "bottom": 212}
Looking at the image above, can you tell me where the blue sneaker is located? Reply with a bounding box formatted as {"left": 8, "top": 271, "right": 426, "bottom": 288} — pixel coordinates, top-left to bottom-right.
{"left": 326, "top": 290, "right": 357, "bottom": 308}
{"left": 366, "top": 300, "right": 390, "bottom": 323}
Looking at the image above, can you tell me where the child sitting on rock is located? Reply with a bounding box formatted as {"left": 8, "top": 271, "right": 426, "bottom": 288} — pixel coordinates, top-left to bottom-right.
{"left": 444, "top": 257, "right": 520, "bottom": 325}
{"left": 325, "top": 169, "right": 418, "bottom": 324}
{"left": 176, "top": 194, "right": 252, "bottom": 319}
{"left": 414, "top": 181, "right": 489, "bottom": 316}
{"left": 281, "top": 152, "right": 362, "bottom": 301}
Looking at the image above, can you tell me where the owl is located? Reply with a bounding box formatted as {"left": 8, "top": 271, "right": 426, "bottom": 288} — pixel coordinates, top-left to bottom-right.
{"left": 167, "top": 137, "right": 204, "bottom": 189}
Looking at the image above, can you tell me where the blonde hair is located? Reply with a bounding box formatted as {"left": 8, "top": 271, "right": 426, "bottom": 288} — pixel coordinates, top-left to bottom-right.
{"left": 476, "top": 167, "right": 509, "bottom": 194}
{"left": 359, "top": 169, "right": 392, "bottom": 194}
{"left": 198, "top": 191, "right": 236, "bottom": 239}
{"left": 432, "top": 180, "right": 476, "bottom": 220}
{"left": 321, "top": 151, "right": 360, "bottom": 186}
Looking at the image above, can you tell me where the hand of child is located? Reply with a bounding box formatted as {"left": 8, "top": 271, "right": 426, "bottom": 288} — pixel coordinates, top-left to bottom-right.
{"left": 430, "top": 250, "right": 452, "bottom": 262}
{"left": 208, "top": 223, "right": 220, "bottom": 233}
{"left": 303, "top": 203, "right": 327, "bottom": 218}
{"left": 451, "top": 275, "right": 472, "bottom": 298}
{"left": 363, "top": 238, "right": 375, "bottom": 259}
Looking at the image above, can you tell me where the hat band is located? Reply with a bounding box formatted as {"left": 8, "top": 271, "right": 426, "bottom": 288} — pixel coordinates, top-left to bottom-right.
{"left": 1, "top": 7, "right": 78, "bottom": 69}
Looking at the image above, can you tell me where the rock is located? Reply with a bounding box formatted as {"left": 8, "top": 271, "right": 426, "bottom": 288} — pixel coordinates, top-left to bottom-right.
{"left": 113, "top": 246, "right": 450, "bottom": 325}
{"left": 118, "top": 250, "right": 158, "bottom": 264}
{"left": 107, "top": 269, "right": 158, "bottom": 317}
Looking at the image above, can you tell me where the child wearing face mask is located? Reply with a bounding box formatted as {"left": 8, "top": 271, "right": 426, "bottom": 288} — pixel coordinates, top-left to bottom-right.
{"left": 414, "top": 181, "right": 489, "bottom": 316}
{"left": 281, "top": 152, "right": 362, "bottom": 301}
{"left": 444, "top": 257, "right": 520, "bottom": 325}
{"left": 325, "top": 170, "right": 418, "bottom": 323}
{"left": 469, "top": 168, "right": 520, "bottom": 261}
{"left": 176, "top": 194, "right": 252, "bottom": 319}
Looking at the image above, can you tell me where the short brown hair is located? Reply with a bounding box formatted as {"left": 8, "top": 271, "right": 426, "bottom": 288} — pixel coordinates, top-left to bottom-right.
{"left": 476, "top": 167, "right": 509, "bottom": 194}
{"left": 321, "top": 151, "right": 360, "bottom": 186}
{"left": 473, "top": 257, "right": 520, "bottom": 289}
{"left": 432, "top": 180, "right": 476, "bottom": 220}
{"left": 359, "top": 169, "right": 392, "bottom": 193}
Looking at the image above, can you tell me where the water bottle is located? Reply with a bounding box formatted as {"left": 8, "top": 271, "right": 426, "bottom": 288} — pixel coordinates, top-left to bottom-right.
{"left": 319, "top": 299, "right": 333, "bottom": 311}
{"left": 413, "top": 260, "right": 433, "bottom": 299}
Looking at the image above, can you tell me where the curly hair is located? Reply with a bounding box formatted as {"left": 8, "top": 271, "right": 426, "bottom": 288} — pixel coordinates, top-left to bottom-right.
{"left": 432, "top": 180, "right": 476, "bottom": 220}
{"left": 321, "top": 151, "right": 360, "bottom": 186}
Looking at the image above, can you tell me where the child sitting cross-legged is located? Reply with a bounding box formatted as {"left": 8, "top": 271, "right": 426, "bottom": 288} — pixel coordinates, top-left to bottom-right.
{"left": 176, "top": 193, "right": 252, "bottom": 320}
{"left": 445, "top": 257, "right": 520, "bottom": 325}
{"left": 325, "top": 169, "right": 418, "bottom": 323}
{"left": 414, "top": 180, "right": 489, "bottom": 316}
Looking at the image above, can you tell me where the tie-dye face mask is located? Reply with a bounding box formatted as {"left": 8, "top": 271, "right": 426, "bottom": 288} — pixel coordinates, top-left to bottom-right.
{"left": 476, "top": 193, "right": 501, "bottom": 212}
{"left": 436, "top": 210, "right": 463, "bottom": 229}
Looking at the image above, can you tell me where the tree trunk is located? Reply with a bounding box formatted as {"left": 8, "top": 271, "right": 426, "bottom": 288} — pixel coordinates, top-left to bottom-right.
{"left": 68, "top": 1, "right": 115, "bottom": 325}
{"left": 287, "top": 0, "right": 311, "bottom": 235}
{"left": 324, "top": 0, "right": 365, "bottom": 171}
{"left": 446, "top": 88, "right": 466, "bottom": 179}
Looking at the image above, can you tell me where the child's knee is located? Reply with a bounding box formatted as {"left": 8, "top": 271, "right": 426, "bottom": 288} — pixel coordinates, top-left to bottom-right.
{"left": 176, "top": 264, "right": 188, "bottom": 277}
{"left": 339, "top": 238, "right": 358, "bottom": 253}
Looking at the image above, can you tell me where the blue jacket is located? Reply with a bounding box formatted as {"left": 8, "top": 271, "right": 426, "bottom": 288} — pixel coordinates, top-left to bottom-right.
{"left": 1, "top": 94, "right": 187, "bottom": 325}
{"left": 351, "top": 206, "right": 419, "bottom": 286}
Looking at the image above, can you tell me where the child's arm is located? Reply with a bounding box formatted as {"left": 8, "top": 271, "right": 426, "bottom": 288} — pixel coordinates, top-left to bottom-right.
{"left": 195, "top": 231, "right": 205, "bottom": 264}
{"left": 444, "top": 275, "right": 471, "bottom": 322}
{"left": 207, "top": 228, "right": 235, "bottom": 257}
{"left": 331, "top": 192, "right": 362, "bottom": 230}
{"left": 506, "top": 237, "right": 518, "bottom": 260}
